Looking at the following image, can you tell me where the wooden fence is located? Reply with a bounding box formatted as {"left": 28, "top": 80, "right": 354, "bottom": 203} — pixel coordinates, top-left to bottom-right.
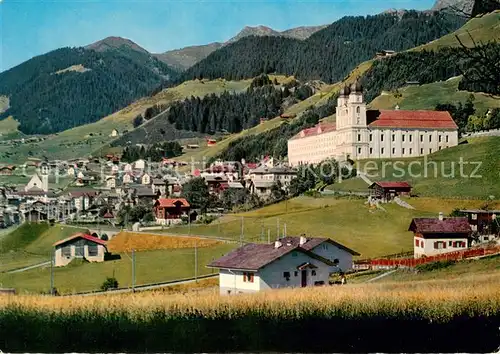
{"left": 355, "top": 245, "right": 500, "bottom": 269}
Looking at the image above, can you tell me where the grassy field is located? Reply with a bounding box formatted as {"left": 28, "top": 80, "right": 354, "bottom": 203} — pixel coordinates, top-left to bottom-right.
{"left": 0, "top": 243, "right": 235, "bottom": 294}
{"left": 167, "top": 195, "right": 497, "bottom": 259}
{"left": 0, "top": 271, "right": 498, "bottom": 352}
{"left": 0, "top": 224, "right": 87, "bottom": 272}
{"left": 107, "top": 231, "right": 223, "bottom": 252}
{"left": 328, "top": 136, "right": 500, "bottom": 199}
{"left": 370, "top": 77, "right": 500, "bottom": 113}
{"left": 415, "top": 10, "right": 500, "bottom": 51}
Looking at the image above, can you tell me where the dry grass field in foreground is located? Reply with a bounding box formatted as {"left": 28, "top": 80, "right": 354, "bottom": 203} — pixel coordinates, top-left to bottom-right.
{"left": 1, "top": 272, "right": 499, "bottom": 352}
{"left": 107, "top": 231, "right": 222, "bottom": 252}
{"left": 2, "top": 272, "right": 498, "bottom": 320}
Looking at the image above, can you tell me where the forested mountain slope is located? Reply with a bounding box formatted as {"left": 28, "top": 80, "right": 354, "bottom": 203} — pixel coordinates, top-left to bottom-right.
{"left": 181, "top": 11, "right": 465, "bottom": 83}
{"left": 0, "top": 45, "right": 179, "bottom": 135}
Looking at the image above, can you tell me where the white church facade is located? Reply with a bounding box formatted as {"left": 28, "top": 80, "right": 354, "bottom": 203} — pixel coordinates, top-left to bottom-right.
{"left": 287, "top": 82, "right": 459, "bottom": 166}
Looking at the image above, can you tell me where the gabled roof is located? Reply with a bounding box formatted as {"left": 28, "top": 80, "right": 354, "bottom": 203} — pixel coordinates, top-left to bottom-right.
{"left": 369, "top": 181, "right": 412, "bottom": 189}
{"left": 208, "top": 237, "right": 359, "bottom": 271}
{"left": 367, "top": 110, "right": 458, "bottom": 129}
{"left": 208, "top": 243, "right": 333, "bottom": 271}
{"left": 280, "top": 236, "right": 360, "bottom": 256}
{"left": 409, "top": 217, "right": 471, "bottom": 234}
{"left": 156, "top": 198, "right": 190, "bottom": 208}
{"left": 53, "top": 232, "right": 107, "bottom": 247}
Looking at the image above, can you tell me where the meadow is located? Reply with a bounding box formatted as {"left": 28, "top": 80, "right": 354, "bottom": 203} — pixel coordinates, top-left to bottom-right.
{"left": 0, "top": 224, "right": 236, "bottom": 294}
{"left": 327, "top": 136, "right": 500, "bottom": 199}
{"left": 0, "top": 271, "right": 498, "bottom": 352}
{"left": 167, "top": 195, "right": 497, "bottom": 259}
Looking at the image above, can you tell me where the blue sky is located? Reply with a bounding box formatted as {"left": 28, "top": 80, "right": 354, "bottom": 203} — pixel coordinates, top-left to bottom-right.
{"left": 0, "top": 0, "right": 435, "bottom": 72}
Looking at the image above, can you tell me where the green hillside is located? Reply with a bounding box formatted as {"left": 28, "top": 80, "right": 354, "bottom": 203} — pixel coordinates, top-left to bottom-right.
{"left": 0, "top": 79, "right": 252, "bottom": 163}
{"left": 415, "top": 10, "right": 500, "bottom": 51}
{"left": 370, "top": 77, "right": 500, "bottom": 112}
{"left": 328, "top": 137, "right": 500, "bottom": 199}
{"left": 0, "top": 46, "right": 178, "bottom": 135}
{"left": 0, "top": 224, "right": 87, "bottom": 272}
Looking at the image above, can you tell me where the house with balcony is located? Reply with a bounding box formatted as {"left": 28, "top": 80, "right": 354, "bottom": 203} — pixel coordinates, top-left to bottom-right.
{"left": 153, "top": 198, "right": 190, "bottom": 225}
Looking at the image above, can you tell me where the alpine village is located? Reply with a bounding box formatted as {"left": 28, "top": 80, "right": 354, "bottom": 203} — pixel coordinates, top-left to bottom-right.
{"left": 0, "top": 0, "right": 499, "bottom": 352}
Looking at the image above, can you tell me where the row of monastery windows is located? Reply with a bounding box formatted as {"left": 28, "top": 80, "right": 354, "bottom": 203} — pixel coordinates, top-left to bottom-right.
{"left": 362, "top": 133, "right": 451, "bottom": 143}
{"left": 362, "top": 146, "right": 446, "bottom": 155}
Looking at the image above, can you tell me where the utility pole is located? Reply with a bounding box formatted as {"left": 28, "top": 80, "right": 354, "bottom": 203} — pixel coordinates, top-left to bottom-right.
{"left": 132, "top": 249, "right": 136, "bottom": 292}
{"left": 188, "top": 213, "right": 191, "bottom": 235}
{"left": 240, "top": 216, "right": 244, "bottom": 246}
{"left": 284, "top": 223, "right": 287, "bottom": 238}
{"left": 260, "top": 223, "right": 264, "bottom": 242}
{"left": 50, "top": 251, "right": 54, "bottom": 295}
{"left": 194, "top": 239, "right": 198, "bottom": 282}
{"left": 277, "top": 218, "right": 280, "bottom": 240}
{"left": 268, "top": 229, "right": 271, "bottom": 244}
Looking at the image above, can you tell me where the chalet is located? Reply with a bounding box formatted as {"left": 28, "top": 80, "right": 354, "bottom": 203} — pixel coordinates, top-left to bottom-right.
{"left": 109, "top": 129, "right": 119, "bottom": 137}
{"left": 280, "top": 113, "right": 297, "bottom": 119}
{"left": 154, "top": 198, "right": 190, "bottom": 225}
{"left": 68, "top": 190, "right": 98, "bottom": 212}
{"left": 208, "top": 236, "right": 359, "bottom": 295}
{"left": 458, "top": 209, "right": 500, "bottom": 244}
{"left": 122, "top": 173, "right": 134, "bottom": 184}
{"left": 207, "top": 138, "right": 217, "bottom": 147}
{"left": 53, "top": 233, "right": 108, "bottom": 267}
{"left": 248, "top": 165, "right": 297, "bottom": 197}
{"left": 409, "top": 213, "right": 472, "bottom": 258}
{"left": 186, "top": 144, "right": 200, "bottom": 149}
{"left": 0, "top": 165, "right": 16, "bottom": 175}
{"left": 134, "top": 187, "right": 158, "bottom": 203}
{"left": 376, "top": 49, "right": 396, "bottom": 58}
{"left": 123, "top": 163, "right": 133, "bottom": 173}
{"left": 204, "top": 175, "right": 229, "bottom": 195}
{"left": 67, "top": 166, "right": 76, "bottom": 177}
{"left": 151, "top": 179, "right": 166, "bottom": 196}
{"left": 369, "top": 181, "right": 412, "bottom": 201}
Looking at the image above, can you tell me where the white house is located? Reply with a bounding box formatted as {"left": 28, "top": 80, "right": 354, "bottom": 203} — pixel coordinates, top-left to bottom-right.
{"left": 122, "top": 173, "right": 133, "bottom": 184}
{"left": 67, "top": 166, "right": 76, "bottom": 177}
{"left": 123, "top": 163, "right": 133, "bottom": 173}
{"left": 134, "top": 159, "right": 146, "bottom": 170}
{"left": 409, "top": 213, "right": 472, "bottom": 258}
{"left": 105, "top": 176, "right": 116, "bottom": 189}
{"left": 54, "top": 233, "right": 107, "bottom": 267}
{"left": 141, "top": 173, "right": 151, "bottom": 185}
{"left": 208, "top": 236, "right": 359, "bottom": 295}
{"left": 109, "top": 129, "right": 119, "bottom": 137}
{"left": 25, "top": 173, "right": 49, "bottom": 193}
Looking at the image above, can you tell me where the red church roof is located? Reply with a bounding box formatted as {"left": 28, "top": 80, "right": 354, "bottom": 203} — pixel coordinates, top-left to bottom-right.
{"left": 368, "top": 110, "right": 457, "bottom": 129}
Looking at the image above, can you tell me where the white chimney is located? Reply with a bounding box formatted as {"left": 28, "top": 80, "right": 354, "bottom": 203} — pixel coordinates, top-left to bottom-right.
{"left": 274, "top": 240, "right": 282, "bottom": 249}
{"left": 299, "top": 236, "right": 307, "bottom": 246}
{"left": 439, "top": 212, "right": 444, "bottom": 221}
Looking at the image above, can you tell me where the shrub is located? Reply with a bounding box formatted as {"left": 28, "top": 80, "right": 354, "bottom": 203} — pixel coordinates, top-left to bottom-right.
{"left": 100, "top": 277, "right": 119, "bottom": 291}
{"left": 416, "top": 260, "right": 455, "bottom": 272}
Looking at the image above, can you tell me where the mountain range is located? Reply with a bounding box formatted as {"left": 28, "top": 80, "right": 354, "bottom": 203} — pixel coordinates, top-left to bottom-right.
{"left": 152, "top": 24, "right": 327, "bottom": 71}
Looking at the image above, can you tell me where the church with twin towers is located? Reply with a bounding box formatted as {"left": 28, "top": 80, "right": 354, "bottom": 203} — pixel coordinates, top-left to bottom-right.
{"left": 287, "top": 81, "right": 459, "bottom": 166}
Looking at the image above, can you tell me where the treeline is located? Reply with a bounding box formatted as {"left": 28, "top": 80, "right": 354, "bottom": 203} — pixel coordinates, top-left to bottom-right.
{"left": 121, "top": 141, "right": 183, "bottom": 162}
{"left": 360, "top": 42, "right": 500, "bottom": 102}
{"left": 0, "top": 47, "right": 178, "bottom": 134}
{"left": 164, "top": 76, "right": 313, "bottom": 134}
{"left": 218, "top": 95, "right": 338, "bottom": 161}
{"left": 181, "top": 11, "right": 464, "bottom": 83}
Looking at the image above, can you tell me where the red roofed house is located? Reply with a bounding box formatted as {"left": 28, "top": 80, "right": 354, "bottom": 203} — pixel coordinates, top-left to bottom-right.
{"left": 53, "top": 233, "right": 108, "bottom": 267}
{"left": 369, "top": 181, "right": 412, "bottom": 201}
{"left": 154, "top": 198, "right": 190, "bottom": 225}
{"left": 409, "top": 213, "right": 472, "bottom": 258}
{"left": 208, "top": 236, "right": 360, "bottom": 295}
{"left": 287, "top": 82, "right": 459, "bottom": 166}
